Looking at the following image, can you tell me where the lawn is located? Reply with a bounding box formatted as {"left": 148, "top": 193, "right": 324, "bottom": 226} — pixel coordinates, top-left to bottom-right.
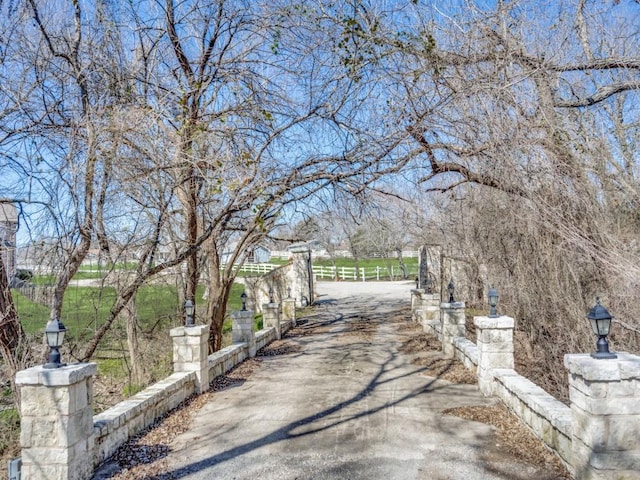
{"left": 14, "top": 282, "right": 249, "bottom": 338}
{"left": 312, "top": 256, "right": 418, "bottom": 269}
{"left": 12, "top": 281, "right": 251, "bottom": 386}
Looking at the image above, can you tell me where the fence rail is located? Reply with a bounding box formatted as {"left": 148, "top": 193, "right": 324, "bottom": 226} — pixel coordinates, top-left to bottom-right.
{"left": 269, "top": 250, "right": 419, "bottom": 259}
{"left": 312, "top": 265, "right": 418, "bottom": 282}
{"left": 222, "top": 263, "right": 418, "bottom": 281}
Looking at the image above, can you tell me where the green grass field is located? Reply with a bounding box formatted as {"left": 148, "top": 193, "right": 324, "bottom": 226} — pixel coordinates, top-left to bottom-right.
{"left": 312, "top": 256, "right": 418, "bottom": 269}
{"left": 13, "top": 256, "right": 409, "bottom": 383}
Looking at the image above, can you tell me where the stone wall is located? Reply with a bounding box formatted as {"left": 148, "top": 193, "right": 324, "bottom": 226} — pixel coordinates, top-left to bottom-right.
{"left": 452, "top": 337, "right": 478, "bottom": 370}
{"left": 410, "top": 290, "right": 640, "bottom": 478}
{"left": 93, "top": 371, "right": 196, "bottom": 466}
{"left": 244, "top": 257, "right": 312, "bottom": 313}
{"left": 92, "top": 321, "right": 293, "bottom": 470}
{"left": 493, "top": 369, "right": 573, "bottom": 469}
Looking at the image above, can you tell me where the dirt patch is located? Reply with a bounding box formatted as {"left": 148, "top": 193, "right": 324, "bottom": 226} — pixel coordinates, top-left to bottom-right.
{"left": 387, "top": 306, "right": 412, "bottom": 323}
{"left": 444, "top": 404, "right": 570, "bottom": 479}
{"left": 343, "top": 315, "right": 377, "bottom": 341}
{"left": 257, "top": 340, "right": 302, "bottom": 356}
{"left": 399, "top": 331, "right": 441, "bottom": 354}
{"left": 412, "top": 356, "right": 477, "bottom": 384}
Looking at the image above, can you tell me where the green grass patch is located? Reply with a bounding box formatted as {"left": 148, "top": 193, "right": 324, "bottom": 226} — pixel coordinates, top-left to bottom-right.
{"left": 72, "top": 271, "right": 106, "bottom": 280}
{"left": 14, "top": 282, "right": 247, "bottom": 339}
{"left": 12, "top": 291, "right": 51, "bottom": 334}
{"left": 313, "top": 257, "right": 418, "bottom": 269}
{"left": 0, "top": 408, "right": 20, "bottom": 459}
{"left": 254, "top": 314, "right": 263, "bottom": 331}
{"left": 30, "top": 275, "right": 55, "bottom": 286}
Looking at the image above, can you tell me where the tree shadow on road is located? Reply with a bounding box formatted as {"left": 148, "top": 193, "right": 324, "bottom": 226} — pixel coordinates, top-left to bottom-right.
{"left": 93, "top": 300, "right": 507, "bottom": 480}
{"left": 151, "top": 350, "right": 457, "bottom": 478}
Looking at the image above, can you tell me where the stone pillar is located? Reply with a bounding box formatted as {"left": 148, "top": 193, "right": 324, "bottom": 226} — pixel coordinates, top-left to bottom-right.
{"left": 232, "top": 309, "right": 256, "bottom": 357}
{"left": 411, "top": 288, "right": 425, "bottom": 318}
{"left": 419, "top": 293, "right": 441, "bottom": 337}
{"left": 170, "top": 324, "right": 210, "bottom": 393}
{"left": 288, "top": 244, "right": 314, "bottom": 306}
{"left": 16, "top": 363, "right": 97, "bottom": 480}
{"left": 474, "top": 315, "right": 514, "bottom": 395}
{"left": 282, "top": 297, "right": 296, "bottom": 327}
{"left": 564, "top": 353, "right": 640, "bottom": 479}
{"left": 263, "top": 302, "right": 281, "bottom": 340}
{"left": 441, "top": 301, "right": 466, "bottom": 357}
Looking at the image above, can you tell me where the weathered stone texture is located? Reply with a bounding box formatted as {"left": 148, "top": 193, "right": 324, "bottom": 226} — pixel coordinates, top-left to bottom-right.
{"left": 282, "top": 298, "right": 296, "bottom": 326}
{"left": 565, "top": 353, "right": 640, "bottom": 479}
{"left": 17, "top": 363, "right": 97, "bottom": 480}
{"left": 232, "top": 310, "right": 256, "bottom": 357}
{"left": 263, "top": 303, "right": 281, "bottom": 339}
{"left": 441, "top": 301, "right": 466, "bottom": 357}
{"left": 170, "top": 324, "right": 210, "bottom": 392}
{"left": 474, "top": 315, "right": 515, "bottom": 396}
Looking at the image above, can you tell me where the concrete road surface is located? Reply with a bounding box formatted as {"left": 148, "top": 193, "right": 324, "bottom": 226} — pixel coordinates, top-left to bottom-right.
{"left": 150, "top": 281, "right": 563, "bottom": 479}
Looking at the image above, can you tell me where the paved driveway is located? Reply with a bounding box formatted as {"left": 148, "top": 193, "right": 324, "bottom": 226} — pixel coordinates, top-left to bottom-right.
{"left": 144, "top": 281, "right": 562, "bottom": 479}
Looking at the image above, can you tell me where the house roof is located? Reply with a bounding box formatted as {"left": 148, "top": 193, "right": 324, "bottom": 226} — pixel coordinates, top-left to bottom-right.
{"left": 0, "top": 202, "right": 17, "bottom": 224}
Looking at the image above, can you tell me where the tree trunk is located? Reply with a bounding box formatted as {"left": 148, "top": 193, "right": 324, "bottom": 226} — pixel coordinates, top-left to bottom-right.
{"left": 207, "top": 293, "right": 228, "bottom": 352}
{"left": 123, "top": 293, "right": 144, "bottom": 387}
{"left": 0, "top": 254, "right": 25, "bottom": 408}
{"left": 205, "top": 239, "right": 227, "bottom": 352}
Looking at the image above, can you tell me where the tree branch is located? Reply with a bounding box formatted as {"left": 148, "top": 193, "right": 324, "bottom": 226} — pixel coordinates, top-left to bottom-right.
{"left": 554, "top": 80, "right": 640, "bottom": 108}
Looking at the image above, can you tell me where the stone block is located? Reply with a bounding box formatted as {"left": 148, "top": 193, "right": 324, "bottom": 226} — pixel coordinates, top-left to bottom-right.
{"left": 565, "top": 353, "right": 640, "bottom": 383}
{"left": 16, "top": 363, "right": 97, "bottom": 388}
{"left": 478, "top": 328, "right": 514, "bottom": 345}
{"left": 474, "top": 315, "right": 515, "bottom": 330}
{"left": 478, "top": 352, "right": 515, "bottom": 370}
{"left": 570, "top": 385, "right": 640, "bottom": 416}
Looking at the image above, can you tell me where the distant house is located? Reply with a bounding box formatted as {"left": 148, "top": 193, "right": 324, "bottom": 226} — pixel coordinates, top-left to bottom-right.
{"left": 221, "top": 243, "right": 270, "bottom": 265}
{"left": 0, "top": 202, "right": 18, "bottom": 281}
{"left": 247, "top": 245, "right": 270, "bottom": 263}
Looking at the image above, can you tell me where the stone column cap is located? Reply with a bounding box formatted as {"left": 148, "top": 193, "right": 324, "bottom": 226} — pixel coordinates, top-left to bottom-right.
{"left": 564, "top": 352, "right": 640, "bottom": 381}
{"left": 16, "top": 362, "right": 97, "bottom": 387}
{"left": 474, "top": 315, "right": 514, "bottom": 329}
{"left": 441, "top": 301, "right": 466, "bottom": 309}
{"left": 411, "top": 288, "right": 425, "bottom": 294}
{"left": 263, "top": 302, "right": 279, "bottom": 309}
{"left": 422, "top": 293, "right": 440, "bottom": 300}
{"left": 170, "top": 324, "right": 210, "bottom": 337}
{"left": 231, "top": 310, "right": 254, "bottom": 319}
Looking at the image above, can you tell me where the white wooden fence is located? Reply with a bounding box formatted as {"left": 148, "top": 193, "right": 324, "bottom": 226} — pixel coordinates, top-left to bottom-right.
{"left": 311, "top": 265, "right": 417, "bottom": 281}
{"left": 223, "top": 263, "right": 418, "bottom": 282}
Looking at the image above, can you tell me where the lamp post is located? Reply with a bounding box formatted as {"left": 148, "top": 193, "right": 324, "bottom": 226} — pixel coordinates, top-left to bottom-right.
{"left": 287, "top": 286, "right": 292, "bottom": 299}
{"left": 488, "top": 287, "right": 499, "bottom": 318}
{"left": 587, "top": 298, "right": 617, "bottom": 359}
{"left": 269, "top": 287, "right": 274, "bottom": 304}
{"left": 184, "top": 299, "right": 195, "bottom": 327}
{"left": 415, "top": 276, "right": 419, "bottom": 289}
{"left": 447, "top": 279, "right": 455, "bottom": 303}
{"left": 44, "top": 318, "right": 67, "bottom": 369}
{"left": 241, "top": 291, "right": 247, "bottom": 311}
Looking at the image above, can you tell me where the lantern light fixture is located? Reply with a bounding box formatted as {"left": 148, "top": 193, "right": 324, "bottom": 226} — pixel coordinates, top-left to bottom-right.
{"left": 184, "top": 299, "right": 195, "bottom": 327}
{"left": 488, "top": 287, "right": 499, "bottom": 318}
{"left": 44, "top": 318, "right": 67, "bottom": 369}
{"left": 241, "top": 291, "right": 247, "bottom": 311}
{"left": 587, "top": 298, "right": 617, "bottom": 359}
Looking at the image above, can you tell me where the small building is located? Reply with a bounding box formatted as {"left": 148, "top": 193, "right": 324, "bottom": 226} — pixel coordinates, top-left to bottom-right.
{"left": 220, "top": 243, "right": 271, "bottom": 265}
{"left": 246, "top": 245, "right": 270, "bottom": 264}
{"left": 0, "top": 201, "right": 18, "bottom": 281}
